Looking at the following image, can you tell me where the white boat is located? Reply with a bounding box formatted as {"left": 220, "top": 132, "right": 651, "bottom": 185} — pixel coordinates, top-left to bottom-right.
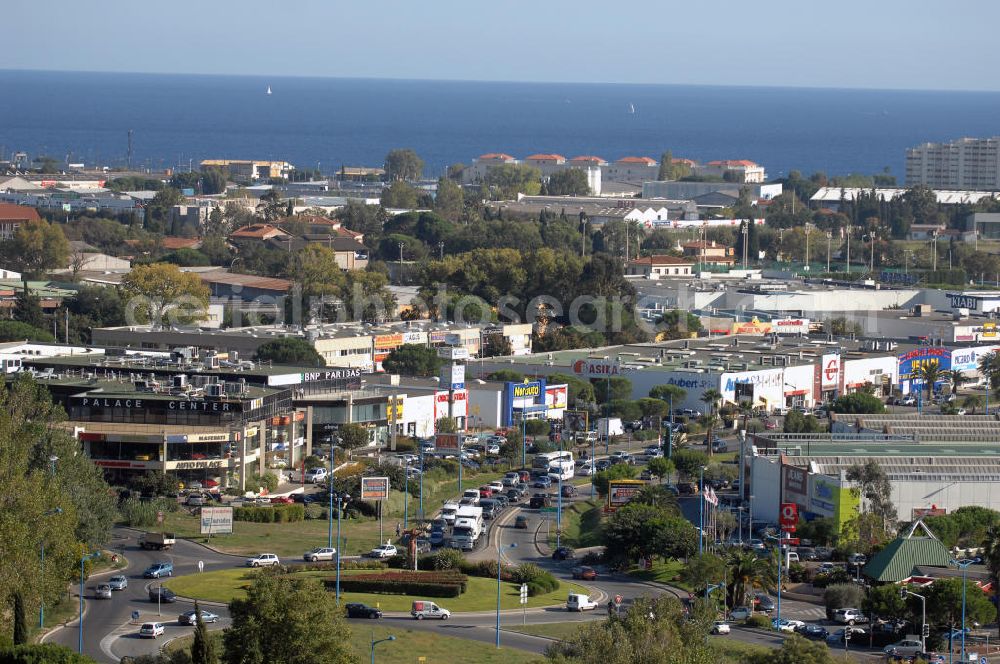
{"left": 628, "top": 103, "right": 635, "bottom": 114}
{"left": 266, "top": 85, "right": 272, "bottom": 95}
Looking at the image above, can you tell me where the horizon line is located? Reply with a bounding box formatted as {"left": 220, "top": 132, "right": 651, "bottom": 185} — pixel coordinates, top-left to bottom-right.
{"left": 2, "top": 67, "right": 1000, "bottom": 95}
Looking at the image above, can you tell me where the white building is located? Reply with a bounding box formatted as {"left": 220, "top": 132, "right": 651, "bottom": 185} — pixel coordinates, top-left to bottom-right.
{"left": 691, "top": 160, "right": 766, "bottom": 183}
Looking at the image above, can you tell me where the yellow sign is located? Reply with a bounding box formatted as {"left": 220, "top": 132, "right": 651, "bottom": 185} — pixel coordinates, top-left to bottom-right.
{"left": 512, "top": 382, "right": 541, "bottom": 398}
{"left": 731, "top": 317, "right": 773, "bottom": 336}
{"left": 985, "top": 322, "right": 997, "bottom": 338}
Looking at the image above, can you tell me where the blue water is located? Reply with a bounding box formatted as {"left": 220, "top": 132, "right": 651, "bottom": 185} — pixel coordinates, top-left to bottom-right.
{"left": 2, "top": 69, "right": 999, "bottom": 180}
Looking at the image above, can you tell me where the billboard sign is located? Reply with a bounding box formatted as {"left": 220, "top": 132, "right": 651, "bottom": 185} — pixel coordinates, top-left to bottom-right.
{"left": 821, "top": 354, "right": 840, "bottom": 389}
{"left": 951, "top": 345, "right": 998, "bottom": 372}
{"left": 360, "top": 476, "right": 390, "bottom": 501}
{"left": 779, "top": 502, "right": 798, "bottom": 530}
{"left": 773, "top": 318, "right": 810, "bottom": 335}
{"left": 546, "top": 385, "right": 568, "bottom": 410}
{"left": 782, "top": 465, "right": 808, "bottom": 506}
{"left": 731, "top": 317, "right": 773, "bottom": 335}
{"left": 200, "top": 506, "right": 233, "bottom": 534}
{"left": 607, "top": 479, "right": 645, "bottom": 511}
{"left": 435, "top": 433, "right": 460, "bottom": 452}
{"left": 898, "top": 347, "right": 951, "bottom": 381}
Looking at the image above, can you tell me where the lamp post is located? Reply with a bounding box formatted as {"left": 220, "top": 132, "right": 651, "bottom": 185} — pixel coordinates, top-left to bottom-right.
{"left": 900, "top": 587, "right": 927, "bottom": 655}
{"left": 403, "top": 462, "right": 409, "bottom": 531}
{"left": 949, "top": 558, "right": 974, "bottom": 662}
{"left": 825, "top": 231, "right": 831, "bottom": 272}
{"left": 334, "top": 492, "right": 351, "bottom": 605}
{"left": 521, "top": 415, "right": 526, "bottom": 469}
{"left": 496, "top": 542, "right": 518, "bottom": 648}
{"left": 419, "top": 444, "right": 424, "bottom": 520}
{"left": 737, "top": 506, "right": 744, "bottom": 547}
{"left": 79, "top": 551, "right": 100, "bottom": 653}
{"left": 39, "top": 507, "right": 62, "bottom": 628}
{"left": 397, "top": 242, "right": 404, "bottom": 284}
{"left": 370, "top": 632, "right": 395, "bottom": 664}
{"left": 590, "top": 430, "right": 596, "bottom": 499}
{"left": 765, "top": 535, "right": 782, "bottom": 625}
{"left": 862, "top": 233, "right": 876, "bottom": 275}
{"left": 698, "top": 466, "right": 705, "bottom": 555}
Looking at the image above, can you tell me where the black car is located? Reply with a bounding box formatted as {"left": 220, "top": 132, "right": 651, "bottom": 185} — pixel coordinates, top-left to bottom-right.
{"left": 148, "top": 587, "right": 177, "bottom": 603}
{"left": 506, "top": 488, "right": 522, "bottom": 503}
{"left": 796, "top": 624, "right": 828, "bottom": 640}
{"left": 529, "top": 494, "right": 551, "bottom": 509}
{"left": 595, "top": 459, "right": 612, "bottom": 472}
{"left": 561, "top": 484, "right": 577, "bottom": 498}
{"left": 753, "top": 593, "right": 775, "bottom": 614}
{"left": 345, "top": 603, "right": 382, "bottom": 619}
{"left": 551, "top": 546, "right": 575, "bottom": 561}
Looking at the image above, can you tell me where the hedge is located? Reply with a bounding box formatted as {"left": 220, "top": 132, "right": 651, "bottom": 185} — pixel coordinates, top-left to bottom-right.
{"left": 326, "top": 570, "right": 468, "bottom": 598}
{"left": 746, "top": 614, "right": 771, "bottom": 629}
{"left": 233, "top": 504, "right": 305, "bottom": 523}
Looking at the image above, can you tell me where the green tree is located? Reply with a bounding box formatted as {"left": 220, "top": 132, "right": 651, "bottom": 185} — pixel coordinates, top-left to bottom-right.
{"left": 433, "top": 177, "right": 465, "bottom": 221}
{"left": 657, "top": 150, "right": 673, "bottom": 180}
{"left": 0, "top": 319, "right": 53, "bottom": 344}
{"left": 191, "top": 602, "right": 219, "bottom": 664}
{"left": 253, "top": 338, "right": 325, "bottom": 367}
{"left": 145, "top": 187, "right": 185, "bottom": 232}
{"left": 829, "top": 392, "right": 885, "bottom": 414}
{"left": 982, "top": 523, "right": 1000, "bottom": 636}
{"left": 547, "top": 373, "right": 596, "bottom": 407}
{"left": 945, "top": 369, "right": 967, "bottom": 397}
{"left": 979, "top": 351, "right": 1000, "bottom": 399}
{"left": 912, "top": 362, "right": 943, "bottom": 401}
{"left": 336, "top": 423, "right": 370, "bottom": 455}
{"left": 655, "top": 310, "right": 704, "bottom": 341}
{"left": 545, "top": 169, "right": 591, "bottom": 196}
{"left": 381, "top": 180, "right": 420, "bottom": 209}
{"left": 748, "top": 634, "right": 846, "bottom": 664}
{"left": 593, "top": 463, "right": 638, "bottom": 496}
{"left": 12, "top": 591, "right": 27, "bottom": 644}
{"left": 728, "top": 549, "right": 777, "bottom": 609}
{"left": 13, "top": 282, "right": 45, "bottom": 329}
{"left": 823, "top": 583, "right": 865, "bottom": 621}
{"left": 482, "top": 334, "right": 513, "bottom": 357}
{"left": 649, "top": 384, "right": 686, "bottom": 411}
{"left": 926, "top": 577, "right": 994, "bottom": 633}
{"left": 844, "top": 460, "right": 897, "bottom": 549}
{"left": 671, "top": 449, "right": 708, "bottom": 480}
{"left": 0, "top": 644, "right": 99, "bottom": 663}
{"left": 594, "top": 377, "right": 632, "bottom": 404}
{"left": 636, "top": 397, "right": 668, "bottom": 422}
{"left": 602, "top": 502, "right": 698, "bottom": 563}
{"left": 200, "top": 168, "right": 227, "bottom": 195}
{"left": 385, "top": 148, "right": 424, "bottom": 181}
{"left": 681, "top": 553, "right": 727, "bottom": 595}
{"left": 223, "top": 574, "right": 358, "bottom": 664}
{"left": 486, "top": 369, "right": 524, "bottom": 383}
{"left": 483, "top": 164, "right": 542, "bottom": 199}
{"left": 383, "top": 344, "right": 442, "bottom": 377}
{"left": 120, "top": 263, "right": 210, "bottom": 327}
{"left": 0, "top": 218, "right": 70, "bottom": 277}
{"left": 783, "top": 410, "right": 824, "bottom": 433}
{"left": 864, "top": 583, "right": 908, "bottom": 624}
{"left": 647, "top": 457, "right": 675, "bottom": 481}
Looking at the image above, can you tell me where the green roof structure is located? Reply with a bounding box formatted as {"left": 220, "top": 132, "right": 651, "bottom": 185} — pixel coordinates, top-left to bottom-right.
{"left": 862, "top": 521, "right": 952, "bottom": 583}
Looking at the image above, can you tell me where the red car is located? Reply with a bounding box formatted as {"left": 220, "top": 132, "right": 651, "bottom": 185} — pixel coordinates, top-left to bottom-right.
{"left": 270, "top": 496, "right": 295, "bottom": 504}
{"left": 478, "top": 486, "right": 493, "bottom": 498}
{"left": 571, "top": 566, "right": 597, "bottom": 580}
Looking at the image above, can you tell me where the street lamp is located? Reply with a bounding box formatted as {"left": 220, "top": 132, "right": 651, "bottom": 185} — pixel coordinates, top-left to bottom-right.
{"left": 825, "top": 231, "right": 832, "bottom": 273}
{"left": 862, "top": 233, "right": 876, "bottom": 275}
{"left": 79, "top": 551, "right": 101, "bottom": 653}
{"left": 496, "top": 542, "right": 518, "bottom": 647}
{"left": 949, "top": 558, "right": 975, "bottom": 662}
{"left": 418, "top": 443, "right": 425, "bottom": 521}
{"left": 39, "top": 507, "right": 62, "bottom": 627}
{"left": 370, "top": 632, "right": 395, "bottom": 664}
{"left": 765, "top": 535, "right": 783, "bottom": 625}
{"left": 899, "top": 586, "right": 927, "bottom": 655}
{"left": 403, "top": 462, "right": 409, "bottom": 531}
{"left": 698, "top": 466, "right": 706, "bottom": 555}
{"left": 332, "top": 491, "right": 352, "bottom": 605}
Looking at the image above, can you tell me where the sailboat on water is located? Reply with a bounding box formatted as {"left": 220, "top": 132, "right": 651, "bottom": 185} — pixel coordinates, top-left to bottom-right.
{"left": 266, "top": 85, "right": 272, "bottom": 95}
{"left": 628, "top": 102, "right": 635, "bottom": 114}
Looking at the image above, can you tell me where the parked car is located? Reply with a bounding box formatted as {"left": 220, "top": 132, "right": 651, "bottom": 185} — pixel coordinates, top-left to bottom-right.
{"left": 345, "top": 603, "right": 383, "bottom": 619}
{"left": 143, "top": 562, "right": 173, "bottom": 578}
{"left": 678, "top": 482, "right": 699, "bottom": 495}
{"left": 571, "top": 566, "right": 597, "bottom": 580}
{"left": 139, "top": 622, "right": 165, "bottom": 639}
{"left": 847, "top": 552, "right": 867, "bottom": 565}
{"left": 728, "top": 606, "right": 752, "bottom": 621}
{"left": 514, "top": 515, "right": 530, "bottom": 529}
{"left": 429, "top": 530, "right": 446, "bottom": 546}
{"left": 826, "top": 627, "right": 867, "bottom": 645}
{"left": 711, "top": 621, "right": 731, "bottom": 635}
{"left": 246, "top": 553, "right": 280, "bottom": 567}
{"left": 370, "top": 544, "right": 398, "bottom": 559}
{"left": 773, "top": 618, "right": 805, "bottom": 633}
{"left": 148, "top": 587, "right": 177, "bottom": 603}
{"left": 883, "top": 639, "right": 923, "bottom": 657}
{"left": 186, "top": 494, "right": 206, "bottom": 506}
{"left": 817, "top": 562, "right": 839, "bottom": 575}
{"left": 179, "top": 610, "right": 219, "bottom": 625}
{"left": 270, "top": 496, "right": 294, "bottom": 504}
{"left": 900, "top": 395, "right": 918, "bottom": 406}
{"left": 595, "top": 459, "right": 612, "bottom": 472}
{"left": 95, "top": 584, "right": 112, "bottom": 599}
{"left": 303, "top": 547, "right": 336, "bottom": 562}
{"left": 108, "top": 575, "right": 128, "bottom": 591}
{"left": 552, "top": 546, "right": 575, "bottom": 561}
{"left": 832, "top": 608, "right": 868, "bottom": 625}
{"left": 305, "top": 467, "right": 328, "bottom": 483}
{"left": 529, "top": 494, "right": 551, "bottom": 509}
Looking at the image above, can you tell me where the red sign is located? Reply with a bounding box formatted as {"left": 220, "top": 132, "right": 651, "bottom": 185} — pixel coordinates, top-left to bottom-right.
{"left": 779, "top": 502, "right": 798, "bottom": 529}
{"left": 614, "top": 594, "right": 623, "bottom": 606}
{"left": 780, "top": 537, "right": 800, "bottom": 546}
{"left": 824, "top": 360, "right": 838, "bottom": 382}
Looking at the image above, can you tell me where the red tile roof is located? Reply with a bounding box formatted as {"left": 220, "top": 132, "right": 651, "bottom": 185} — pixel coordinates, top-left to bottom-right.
{"left": 230, "top": 224, "right": 289, "bottom": 240}
{"left": 616, "top": 156, "right": 656, "bottom": 165}
{"left": 0, "top": 203, "right": 40, "bottom": 222}
{"left": 160, "top": 237, "right": 202, "bottom": 250}
{"left": 630, "top": 255, "right": 693, "bottom": 266}
{"left": 571, "top": 155, "right": 607, "bottom": 164}
{"left": 477, "top": 153, "right": 515, "bottom": 161}
{"left": 524, "top": 154, "right": 566, "bottom": 162}
{"left": 707, "top": 159, "right": 758, "bottom": 167}
{"left": 672, "top": 158, "right": 698, "bottom": 166}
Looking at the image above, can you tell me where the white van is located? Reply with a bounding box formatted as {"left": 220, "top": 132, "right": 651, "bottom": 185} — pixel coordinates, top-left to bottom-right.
{"left": 566, "top": 593, "right": 599, "bottom": 612}
{"left": 462, "top": 489, "right": 480, "bottom": 505}
{"left": 440, "top": 502, "right": 459, "bottom": 525}
{"left": 411, "top": 600, "right": 451, "bottom": 620}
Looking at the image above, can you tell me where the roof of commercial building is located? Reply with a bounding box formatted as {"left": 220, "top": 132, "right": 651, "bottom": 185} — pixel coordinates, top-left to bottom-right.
{"left": 570, "top": 156, "right": 607, "bottom": 164}
{"left": 629, "top": 255, "right": 694, "bottom": 266}
{"left": 524, "top": 154, "right": 566, "bottom": 162}
{"left": 476, "top": 153, "right": 516, "bottom": 161}
{"left": 198, "top": 271, "right": 293, "bottom": 293}
{"left": 615, "top": 156, "right": 656, "bottom": 165}
{"left": 706, "top": 160, "right": 759, "bottom": 168}
{"left": 230, "top": 224, "right": 290, "bottom": 240}
{"left": 863, "top": 528, "right": 952, "bottom": 583}
{"left": 810, "top": 187, "right": 999, "bottom": 206}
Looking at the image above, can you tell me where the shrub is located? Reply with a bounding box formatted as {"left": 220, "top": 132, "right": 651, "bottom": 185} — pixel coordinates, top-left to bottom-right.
{"left": 787, "top": 562, "right": 807, "bottom": 583}
{"left": 746, "top": 614, "right": 771, "bottom": 629}
{"left": 633, "top": 430, "right": 659, "bottom": 441}
{"left": 508, "top": 563, "right": 558, "bottom": 594}
{"left": 233, "top": 505, "right": 305, "bottom": 523}
{"left": 297, "top": 560, "right": 387, "bottom": 573}
{"left": 328, "top": 570, "right": 468, "bottom": 598}
{"left": 0, "top": 643, "right": 95, "bottom": 663}
{"left": 394, "top": 437, "right": 417, "bottom": 453}
{"left": 524, "top": 420, "right": 550, "bottom": 436}
{"left": 430, "top": 547, "right": 464, "bottom": 571}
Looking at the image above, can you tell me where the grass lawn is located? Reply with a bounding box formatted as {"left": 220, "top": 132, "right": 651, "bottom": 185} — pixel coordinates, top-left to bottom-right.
{"left": 507, "top": 622, "right": 586, "bottom": 641}
{"left": 165, "top": 568, "right": 589, "bottom": 612}
{"left": 627, "top": 559, "right": 690, "bottom": 590}
{"left": 160, "top": 471, "right": 505, "bottom": 557}
{"left": 91, "top": 549, "right": 128, "bottom": 575}
{"left": 167, "top": 627, "right": 545, "bottom": 664}
{"left": 709, "top": 637, "right": 770, "bottom": 659}
{"left": 548, "top": 499, "right": 603, "bottom": 549}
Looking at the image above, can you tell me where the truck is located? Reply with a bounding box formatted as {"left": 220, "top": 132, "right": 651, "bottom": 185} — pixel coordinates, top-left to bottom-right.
{"left": 449, "top": 505, "right": 484, "bottom": 550}
{"left": 138, "top": 532, "right": 176, "bottom": 550}
{"left": 597, "top": 417, "right": 624, "bottom": 438}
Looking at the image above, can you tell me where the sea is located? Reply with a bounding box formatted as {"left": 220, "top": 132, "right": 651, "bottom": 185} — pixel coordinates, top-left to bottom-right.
{"left": 2, "top": 69, "right": 1000, "bottom": 180}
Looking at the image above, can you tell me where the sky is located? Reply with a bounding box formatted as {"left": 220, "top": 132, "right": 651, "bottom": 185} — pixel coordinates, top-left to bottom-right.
{"left": 3, "top": 0, "right": 999, "bottom": 91}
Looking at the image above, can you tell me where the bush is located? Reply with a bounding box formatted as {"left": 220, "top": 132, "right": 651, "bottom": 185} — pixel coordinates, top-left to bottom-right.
{"left": 508, "top": 563, "right": 558, "bottom": 594}
{"left": 0, "top": 644, "right": 96, "bottom": 663}
{"left": 233, "top": 505, "right": 305, "bottom": 523}
{"left": 328, "top": 570, "right": 468, "bottom": 598}
{"left": 812, "top": 567, "right": 851, "bottom": 588}
{"left": 632, "top": 430, "right": 659, "bottom": 441}
{"left": 746, "top": 614, "right": 772, "bottom": 629}
{"left": 298, "top": 560, "right": 387, "bottom": 573}
{"left": 394, "top": 437, "right": 417, "bottom": 453}
{"left": 787, "top": 562, "right": 807, "bottom": 583}
{"left": 248, "top": 472, "right": 279, "bottom": 493}
{"left": 429, "top": 547, "right": 464, "bottom": 571}
{"left": 524, "top": 420, "right": 550, "bottom": 436}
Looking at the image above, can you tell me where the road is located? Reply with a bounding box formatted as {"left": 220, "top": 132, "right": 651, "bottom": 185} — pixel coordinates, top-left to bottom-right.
{"left": 43, "top": 529, "right": 241, "bottom": 663}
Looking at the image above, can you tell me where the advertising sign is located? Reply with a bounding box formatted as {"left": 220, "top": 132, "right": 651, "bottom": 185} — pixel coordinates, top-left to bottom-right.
{"left": 821, "top": 354, "right": 840, "bottom": 389}
{"left": 440, "top": 363, "right": 465, "bottom": 390}
{"left": 782, "top": 465, "right": 808, "bottom": 506}
{"left": 731, "top": 317, "right": 773, "bottom": 335}
{"left": 360, "top": 476, "right": 390, "bottom": 501}
{"left": 546, "top": 385, "right": 568, "bottom": 410}
{"left": 951, "top": 345, "right": 998, "bottom": 372}
{"left": 435, "top": 433, "right": 460, "bottom": 452}
{"left": 402, "top": 331, "right": 424, "bottom": 344}
{"left": 200, "top": 506, "right": 233, "bottom": 535}
{"left": 437, "top": 346, "right": 470, "bottom": 360}
{"left": 898, "top": 347, "right": 951, "bottom": 381}
{"left": 374, "top": 334, "right": 404, "bottom": 349}
{"left": 912, "top": 506, "right": 947, "bottom": 519}
{"left": 779, "top": 502, "right": 798, "bottom": 530}
{"left": 571, "top": 359, "right": 631, "bottom": 377}
{"left": 607, "top": 479, "right": 645, "bottom": 511}
{"left": 773, "top": 318, "right": 810, "bottom": 335}
{"left": 563, "top": 410, "right": 588, "bottom": 433}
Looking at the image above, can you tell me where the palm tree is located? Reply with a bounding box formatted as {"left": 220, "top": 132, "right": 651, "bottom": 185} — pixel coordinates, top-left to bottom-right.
{"left": 980, "top": 352, "right": 1000, "bottom": 406}
{"left": 727, "top": 550, "right": 776, "bottom": 609}
{"left": 946, "top": 370, "right": 967, "bottom": 397}
{"left": 962, "top": 394, "right": 983, "bottom": 414}
{"left": 701, "top": 389, "right": 723, "bottom": 456}
{"left": 982, "top": 523, "right": 1000, "bottom": 638}
{"left": 912, "top": 362, "right": 942, "bottom": 402}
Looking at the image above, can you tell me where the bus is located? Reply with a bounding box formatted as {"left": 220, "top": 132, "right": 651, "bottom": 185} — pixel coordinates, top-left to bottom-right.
{"left": 532, "top": 450, "right": 575, "bottom": 481}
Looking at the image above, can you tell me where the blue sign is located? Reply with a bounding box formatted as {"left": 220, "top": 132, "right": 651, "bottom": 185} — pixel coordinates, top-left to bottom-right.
{"left": 502, "top": 379, "right": 547, "bottom": 427}
{"left": 898, "top": 347, "right": 951, "bottom": 381}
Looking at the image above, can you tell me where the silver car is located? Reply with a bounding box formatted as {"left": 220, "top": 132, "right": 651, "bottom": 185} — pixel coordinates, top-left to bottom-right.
{"left": 95, "top": 584, "right": 112, "bottom": 599}
{"left": 108, "top": 575, "right": 128, "bottom": 591}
